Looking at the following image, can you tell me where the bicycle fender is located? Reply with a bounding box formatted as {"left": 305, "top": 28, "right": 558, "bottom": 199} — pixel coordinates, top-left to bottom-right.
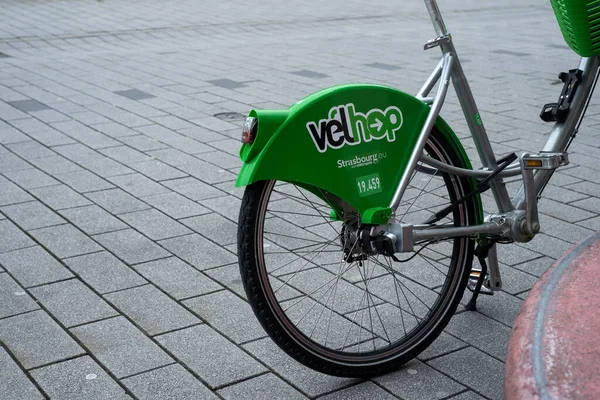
{"left": 236, "top": 84, "right": 483, "bottom": 224}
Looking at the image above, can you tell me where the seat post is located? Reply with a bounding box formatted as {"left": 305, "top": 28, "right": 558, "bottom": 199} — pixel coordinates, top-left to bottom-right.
{"left": 424, "top": 0, "right": 449, "bottom": 37}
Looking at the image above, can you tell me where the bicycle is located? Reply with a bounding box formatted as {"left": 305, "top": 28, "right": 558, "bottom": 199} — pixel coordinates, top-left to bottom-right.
{"left": 235, "top": 0, "right": 598, "bottom": 378}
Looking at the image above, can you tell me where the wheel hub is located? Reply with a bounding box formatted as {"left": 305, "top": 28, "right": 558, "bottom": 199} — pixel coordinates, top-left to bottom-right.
{"left": 341, "top": 222, "right": 398, "bottom": 262}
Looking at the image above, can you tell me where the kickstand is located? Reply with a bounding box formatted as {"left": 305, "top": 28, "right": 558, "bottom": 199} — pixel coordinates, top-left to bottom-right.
{"left": 465, "top": 243, "right": 492, "bottom": 311}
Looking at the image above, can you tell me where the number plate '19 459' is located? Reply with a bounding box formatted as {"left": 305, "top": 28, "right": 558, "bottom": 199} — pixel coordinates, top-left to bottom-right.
{"left": 356, "top": 173, "right": 382, "bottom": 197}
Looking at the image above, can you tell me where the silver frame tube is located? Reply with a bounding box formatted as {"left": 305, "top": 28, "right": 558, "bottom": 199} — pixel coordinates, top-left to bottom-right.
{"left": 389, "top": 53, "right": 455, "bottom": 212}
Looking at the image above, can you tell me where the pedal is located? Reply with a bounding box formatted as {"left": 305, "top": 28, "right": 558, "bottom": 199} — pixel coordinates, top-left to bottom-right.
{"left": 467, "top": 270, "right": 494, "bottom": 296}
{"left": 522, "top": 152, "right": 569, "bottom": 170}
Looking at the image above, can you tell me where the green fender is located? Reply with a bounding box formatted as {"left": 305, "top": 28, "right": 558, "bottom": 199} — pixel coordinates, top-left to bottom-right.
{"left": 236, "top": 84, "right": 483, "bottom": 225}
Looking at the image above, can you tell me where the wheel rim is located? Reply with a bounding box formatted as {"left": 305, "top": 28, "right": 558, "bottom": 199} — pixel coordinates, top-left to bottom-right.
{"left": 254, "top": 138, "right": 469, "bottom": 366}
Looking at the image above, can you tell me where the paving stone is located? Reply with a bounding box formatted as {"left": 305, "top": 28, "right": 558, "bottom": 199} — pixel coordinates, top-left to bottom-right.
{"left": 177, "top": 159, "right": 237, "bottom": 184}
{"left": 577, "top": 215, "right": 600, "bottom": 231}
{"left": 243, "top": 338, "right": 357, "bottom": 397}
{"left": 50, "top": 121, "right": 118, "bottom": 149}
{"left": 0, "top": 346, "right": 44, "bottom": 400}
{"left": 30, "top": 279, "right": 117, "bottom": 328}
{"left": 71, "top": 317, "right": 173, "bottom": 378}
{"left": 129, "top": 159, "right": 187, "bottom": 181}
{"left": 0, "top": 181, "right": 33, "bottom": 206}
{"left": 520, "top": 232, "right": 573, "bottom": 259}
{"left": 30, "top": 184, "right": 92, "bottom": 210}
{"left": 446, "top": 391, "right": 487, "bottom": 400}
{"left": 156, "top": 324, "right": 266, "bottom": 388}
{"left": 218, "top": 373, "right": 307, "bottom": 400}
{"left": 59, "top": 204, "right": 128, "bottom": 235}
{"left": 70, "top": 111, "right": 112, "bottom": 125}
{"left": 1, "top": 201, "right": 66, "bottom": 230}
{"left": 94, "top": 229, "right": 170, "bottom": 265}
{"left": 0, "top": 246, "right": 73, "bottom": 288}
{"left": 461, "top": 290, "right": 524, "bottom": 327}
{"left": 207, "top": 79, "right": 246, "bottom": 90}
{"left": 29, "top": 224, "right": 101, "bottom": 259}
{"left": 0, "top": 273, "right": 39, "bottom": 319}
{"left": 177, "top": 126, "right": 228, "bottom": 143}
{"left": 107, "top": 173, "right": 170, "bottom": 197}
{"left": 417, "top": 331, "right": 468, "bottom": 361}
{"left": 511, "top": 256, "right": 555, "bottom": 277}
{"left": 428, "top": 347, "right": 504, "bottom": 400}
{"left": 495, "top": 242, "right": 549, "bottom": 266}
{"left": 0, "top": 219, "right": 35, "bottom": 253}
{"left": 146, "top": 148, "right": 199, "bottom": 166}
{"left": 290, "top": 69, "right": 329, "bottom": 79}
{"left": 184, "top": 290, "right": 265, "bottom": 343}
{"left": 151, "top": 115, "right": 195, "bottom": 130}
{"left": 105, "top": 284, "right": 200, "bottom": 336}
{"left": 203, "top": 263, "right": 246, "bottom": 299}
{"left": 161, "top": 177, "right": 224, "bottom": 201}
{"left": 539, "top": 198, "right": 596, "bottom": 223}
{"left": 541, "top": 183, "right": 589, "bottom": 203}
{"left": 181, "top": 213, "right": 237, "bottom": 245}
{"left": 496, "top": 263, "right": 538, "bottom": 295}
{"left": 122, "top": 363, "right": 216, "bottom": 400}
{"left": 53, "top": 143, "right": 101, "bottom": 163}
{"left": 8, "top": 99, "right": 50, "bottom": 112}
{"left": 199, "top": 150, "right": 241, "bottom": 169}
{"left": 6, "top": 140, "right": 55, "bottom": 160}
{"left": 114, "top": 89, "right": 155, "bottom": 100}
{"left": 78, "top": 156, "right": 134, "bottom": 177}
{"left": 318, "top": 382, "right": 399, "bottom": 400}
{"left": 565, "top": 180, "right": 600, "bottom": 198}
{"left": 0, "top": 152, "right": 30, "bottom": 174}
{"left": 133, "top": 257, "right": 222, "bottom": 300}
{"left": 119, "top": 208, "right": 191, "bottom": 240}
{"left": 0, "top": 310, "right": 85, "bottom": 369}
{"left": 444, "top": 312, "right": 512, "bottom": 360}
{"left": 373, "top": 359, "right": 465, "bottom": 400}
{"left": 141, "top": 192, "right": 209, "bottom": 219}
{"left": 55, "top": 170, "right": 115, "bottom": 193}
{"left": 85, "top": 188, "right": 150, "bottom": 214}
{"left": 4, "top": 168, "right": 59, "bottom": 189}
{"left": 570, "top": 196, "right": 600, "bottom": 213}
{"left": 31, "top": 356, "right": 130, "bottom": 400}
{"left": 99, "top": 146, "right": 153, "bottom": 165}
{"left": 159, "top": 234, "right": 236, "bottom": 270}
{"left": 92, "top": 122, "right": 139, "bottom": 138}
{"left": 537, "top": 213, "right": 597, "bottom": 244}
{"left": 26, "top": 129, "right": 76, "bottom": 147}
{"left": 28, "top": 155, "right": 83, "bottom": 175}
{"left": 119, "top": 135, "right": 168, "bottom": 151}
{"left": 65, "top": 251, "right": 146, "bottom": 294}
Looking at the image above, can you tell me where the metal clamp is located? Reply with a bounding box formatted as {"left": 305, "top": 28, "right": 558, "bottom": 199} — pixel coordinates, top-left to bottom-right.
{"left": 424, "top": 34, "right": 451, "bottom": 50}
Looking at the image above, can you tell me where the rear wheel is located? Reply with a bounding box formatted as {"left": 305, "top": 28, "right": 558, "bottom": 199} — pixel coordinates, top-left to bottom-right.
{"left": 237, "top": 128, "right": 477, "bottom": 377}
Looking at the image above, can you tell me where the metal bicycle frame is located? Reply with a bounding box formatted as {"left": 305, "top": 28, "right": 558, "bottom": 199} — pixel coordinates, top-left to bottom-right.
{"left": 389, "top": 0, "right": 600, "bottom": 244}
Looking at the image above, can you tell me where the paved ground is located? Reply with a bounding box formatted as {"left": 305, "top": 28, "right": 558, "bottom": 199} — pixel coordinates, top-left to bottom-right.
{"left": 0, "top": 0, "right": 599, "bottom": 399}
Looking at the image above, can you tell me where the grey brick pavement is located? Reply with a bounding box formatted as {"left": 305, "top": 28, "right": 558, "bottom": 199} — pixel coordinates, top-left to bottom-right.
{"left": 0, "top": 0, "right": 599, "bottom": 399}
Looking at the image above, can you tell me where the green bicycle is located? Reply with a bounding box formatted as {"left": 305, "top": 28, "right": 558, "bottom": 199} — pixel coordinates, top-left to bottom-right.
{"left": 235, "top": 0, "right": 598, "bottom": 377}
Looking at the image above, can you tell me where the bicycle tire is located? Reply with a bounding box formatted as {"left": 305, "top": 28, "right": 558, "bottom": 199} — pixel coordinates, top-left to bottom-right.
{"left": 237, "top": 127, "right": 477, "bottom": 377}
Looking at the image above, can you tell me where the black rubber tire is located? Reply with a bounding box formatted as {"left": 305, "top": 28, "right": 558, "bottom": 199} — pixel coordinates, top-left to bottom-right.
{"left": 237, "top": 128, "right": 476, "bottom": 378}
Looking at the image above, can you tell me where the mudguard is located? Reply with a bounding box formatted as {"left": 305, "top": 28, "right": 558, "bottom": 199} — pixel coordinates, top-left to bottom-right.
{"left": 237, "top": 84, "right": 482, "bottom": 225}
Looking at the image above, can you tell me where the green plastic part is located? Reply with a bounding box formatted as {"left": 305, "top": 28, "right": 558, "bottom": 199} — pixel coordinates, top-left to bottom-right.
{"left": 235, "top": 83, "right": 484, "bottom": 226}
{"left": 361, "top": 207, "right": 393, "bottom": 225}
{"left": 329, "top": 210, "right": 341, "bottom": 221}
{"left": 549, "top": 0, "right": 600, "bottom": 56}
